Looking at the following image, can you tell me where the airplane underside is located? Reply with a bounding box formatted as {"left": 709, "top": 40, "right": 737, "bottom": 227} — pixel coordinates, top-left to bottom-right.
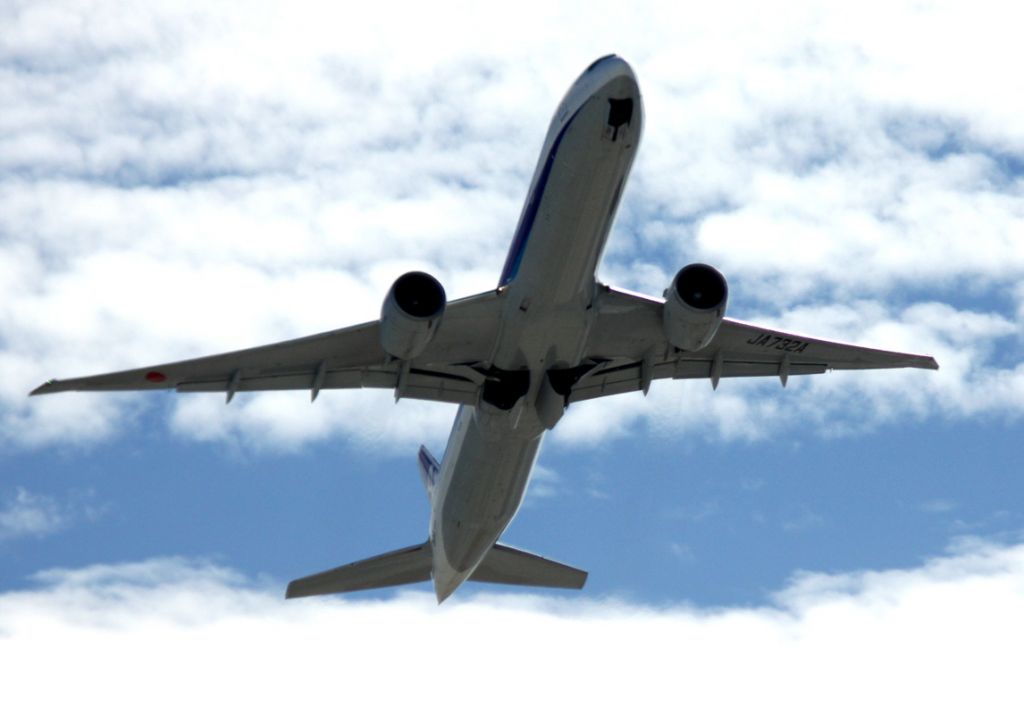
{"left": 31, "top": 55, "right": 938, "bottom": 603}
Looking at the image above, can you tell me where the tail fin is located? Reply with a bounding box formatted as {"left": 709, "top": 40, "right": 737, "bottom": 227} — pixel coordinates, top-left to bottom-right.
{"left": 285, "top": 542, "right": 431, "bottom": 598}
{"left": 417, "top": 445, "right": 440, "bottom": 498}
{"left": 469, "top": 543, "right": 588, "bottom": 590}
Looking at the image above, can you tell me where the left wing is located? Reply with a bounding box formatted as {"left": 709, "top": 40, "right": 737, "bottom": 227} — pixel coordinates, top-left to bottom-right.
{"left": 568, "top": 285, "right": 938, "bottom": 402}
{"left": 31, "top": 289, "right": 505, "bottom": 405}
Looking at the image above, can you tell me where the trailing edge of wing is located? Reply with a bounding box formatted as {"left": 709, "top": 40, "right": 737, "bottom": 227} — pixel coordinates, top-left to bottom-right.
{"left": 285, "top": 542, "right": 432, "bottom": 598}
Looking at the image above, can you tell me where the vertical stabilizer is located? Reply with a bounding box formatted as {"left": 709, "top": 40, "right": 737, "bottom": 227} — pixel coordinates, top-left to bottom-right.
{"left": 417, "top": 445, "right": 440, "bottom": 498}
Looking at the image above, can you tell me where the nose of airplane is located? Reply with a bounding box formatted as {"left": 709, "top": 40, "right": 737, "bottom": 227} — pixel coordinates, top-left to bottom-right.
{"left": 581, "top": 54, "right": 638, "bottom": 88}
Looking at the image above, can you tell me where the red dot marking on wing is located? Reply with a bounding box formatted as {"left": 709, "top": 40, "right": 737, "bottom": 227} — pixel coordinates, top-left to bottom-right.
{"left": 145, "top": 371, "right": 167, "bottom": 383}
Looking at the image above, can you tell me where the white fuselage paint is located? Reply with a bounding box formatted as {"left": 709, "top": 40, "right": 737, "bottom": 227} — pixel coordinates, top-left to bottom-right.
{"left": 429, "top": 57, "right": 643, "bottom": 602}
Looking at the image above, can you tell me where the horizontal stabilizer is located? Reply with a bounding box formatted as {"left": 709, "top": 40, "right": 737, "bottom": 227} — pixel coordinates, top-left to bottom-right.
{"left": 469, "top": 543, "right": 587, "bottom": 590}
{"left": 286, "top": 542, "right": 431, "bottom": 598}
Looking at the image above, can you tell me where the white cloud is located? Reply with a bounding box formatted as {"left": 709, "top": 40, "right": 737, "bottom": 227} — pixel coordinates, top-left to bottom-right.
{"left": 167, "top": 390, "right": 457, "bottom": 453}
{"left": 782, "top": 507, "right": 826, "bottom": 532}
{"left": 523, "top": 462, "right": 561, "bottom": 501}
{"left": 921, "top": 499, "right": 957, "bottom": 514}
{"left": 669, "top": 541, "right": 697, "bottom": 563}
{"left": 0, "top": 487, "right": 70, "bottom": 536}
{"left": 2, "top": 0, "right": 1023, "bottom": 450}
{"left": 2, "top": 539, "right": 1023, "bottom": 712}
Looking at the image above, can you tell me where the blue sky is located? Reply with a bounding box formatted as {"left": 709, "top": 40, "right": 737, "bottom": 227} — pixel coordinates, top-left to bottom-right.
{"left": 2, "top": 0, "right": 1023, "bottom": 710}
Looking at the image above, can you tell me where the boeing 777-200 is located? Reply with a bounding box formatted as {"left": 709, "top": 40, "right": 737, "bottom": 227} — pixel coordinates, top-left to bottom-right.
{"left": 31, "top": 55, "right": 938, "bottom": 602}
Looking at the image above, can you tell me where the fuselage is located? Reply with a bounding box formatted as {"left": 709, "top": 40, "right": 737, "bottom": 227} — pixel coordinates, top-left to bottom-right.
{"left": 430, "top": 56, "right": 643, "bottom": 601}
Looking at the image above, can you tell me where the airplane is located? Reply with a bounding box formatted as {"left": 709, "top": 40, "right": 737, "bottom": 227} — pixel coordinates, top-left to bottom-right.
{"left": 31, "top": 55, "right": 938, "bottom": 603}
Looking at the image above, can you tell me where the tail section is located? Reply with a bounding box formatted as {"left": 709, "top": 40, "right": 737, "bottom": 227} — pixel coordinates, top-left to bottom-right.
{"left": 469, "top": 543, "right": 588, "bottom": 590}
{"left": 285, "top": 541, "right": 586, "bottom": 601}
{"left": 285, "top": 542, "right": 431, "bottom": 598}
{"left": 417, "top": 444, "right": 440, "bottom": 498}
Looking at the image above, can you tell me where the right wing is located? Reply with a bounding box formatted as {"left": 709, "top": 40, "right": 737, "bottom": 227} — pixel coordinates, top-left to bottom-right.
{"left": 31, "top": 289, "right": 505, "bottom": 405}
{"left": 567, "top": 285, "right": 938, "bottom": 402}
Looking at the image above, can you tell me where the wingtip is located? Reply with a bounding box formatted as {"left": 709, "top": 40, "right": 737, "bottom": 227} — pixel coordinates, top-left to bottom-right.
{"left": 29, "top": 379, "right": 59, "bottom": 396}
{"left": 904, "top": 355, "right": 939, "bottom": 371}
{"left": 284, "top": 578, "right": 315, "bottom": 600}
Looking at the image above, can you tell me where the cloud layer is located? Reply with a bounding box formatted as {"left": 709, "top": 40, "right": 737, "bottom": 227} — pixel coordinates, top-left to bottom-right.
{"left": 2, "top": 1, "right": 1022, "bottom": 451}
{"left": 2, "top": 538, "right": 1022, "bottom": 712}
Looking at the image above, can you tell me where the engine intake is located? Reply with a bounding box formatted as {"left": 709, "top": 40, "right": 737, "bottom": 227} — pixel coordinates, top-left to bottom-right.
{"left": 663, "top": 263, "right": 728, "bottom": 352}
{"left": 380, "top": 271, "right": 446, "bottom": 360}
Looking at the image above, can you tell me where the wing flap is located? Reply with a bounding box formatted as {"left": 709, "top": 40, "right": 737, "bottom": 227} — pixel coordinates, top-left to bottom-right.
{"left": 569, "top": 357, "right": 828, "bottom": 403}
{"left": 285, "top": 542, "right": 432, "bottom": 598}
{"left": 175, "top": 366, "right": 481, "bottom": 405}
{"left": 468, "top": 543, "right": 587, "bottom": 590}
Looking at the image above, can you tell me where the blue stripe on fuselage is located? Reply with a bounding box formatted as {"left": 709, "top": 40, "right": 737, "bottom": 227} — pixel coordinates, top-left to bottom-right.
{"left": 498, "top": 106, "right": 583, "bottom": 287}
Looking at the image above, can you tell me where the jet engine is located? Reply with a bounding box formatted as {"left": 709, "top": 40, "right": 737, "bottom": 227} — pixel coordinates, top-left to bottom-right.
{"left": 662, "top": 263, "right": 728, "bottom": 352}
{"left": 379, "top": 271, "right": 447, "bottom": 360}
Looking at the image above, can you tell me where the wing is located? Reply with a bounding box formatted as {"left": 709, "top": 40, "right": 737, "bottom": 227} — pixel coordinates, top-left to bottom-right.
{"left": 31, "top": 289, "right": 504, "bottom": 405}
{"left": 567, "top": 285, "right": 938, "bottom": 402}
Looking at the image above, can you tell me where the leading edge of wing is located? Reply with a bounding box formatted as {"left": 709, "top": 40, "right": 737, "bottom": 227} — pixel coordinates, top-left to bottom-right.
{"left": 30, "top": 288, "right": 505, "bottom": 398}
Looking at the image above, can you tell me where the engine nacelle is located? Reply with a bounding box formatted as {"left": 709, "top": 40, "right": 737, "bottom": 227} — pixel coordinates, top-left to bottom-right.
{"left": 663, "top": 263, "right": 728, "bottom": 352}
{"left": 379, "top": 271, "right": 446, "bottom": 360}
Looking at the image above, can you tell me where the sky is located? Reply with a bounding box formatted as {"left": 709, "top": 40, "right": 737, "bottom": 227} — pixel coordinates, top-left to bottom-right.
{"left": 1, "top": 0, "right": 1023, "bottom": 710}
